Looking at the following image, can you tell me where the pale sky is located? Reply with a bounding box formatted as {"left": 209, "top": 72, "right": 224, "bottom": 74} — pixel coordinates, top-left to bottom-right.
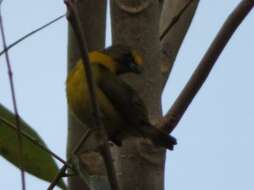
{"left": 0, "top": 1, "right": 253, "bottom": 190}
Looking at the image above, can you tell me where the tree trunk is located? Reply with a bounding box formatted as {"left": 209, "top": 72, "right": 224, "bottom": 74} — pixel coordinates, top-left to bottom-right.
{"left": 110, "top": 1, "right": 166, "bottom": 189}
{"left": 110, "top": 0, "right": 199, "bottom": 190}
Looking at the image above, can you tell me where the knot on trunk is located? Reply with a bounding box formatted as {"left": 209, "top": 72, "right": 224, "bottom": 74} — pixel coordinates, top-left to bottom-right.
{"left": 113, "top": 0, "right": 154, "bottom": 14}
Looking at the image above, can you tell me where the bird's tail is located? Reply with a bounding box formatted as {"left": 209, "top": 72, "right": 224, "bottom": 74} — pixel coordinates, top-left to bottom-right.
{"left": 141, "top": 125, "right": 177, "bottom": 150}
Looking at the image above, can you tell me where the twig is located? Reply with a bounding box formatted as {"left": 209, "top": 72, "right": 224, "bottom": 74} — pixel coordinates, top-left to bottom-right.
{"left": 65, "top": 1, "right": 100, "bottom": 121}
{"left": 0, "top": 7, "right": 26, "bottom": 190}
{"left": 100, "top": 143, "right": 119, "bottom": 189}
{"left": 160, "top": 0, "right": 194, "bottom": 41}
{"left": 161, "top": 0, "right": 254, "bottom": 133}
{"left": 65, "top": 1, "right": 120, "bottom": 190}
{"left": 0, "top": 14, "right": 65, "bottom": 57}
{"left": 47, "top": 164, "right": 68, "bottom": 190}
{"left": 0, "top": 116, "right": 73, "bottom": 169}
{"left": 47, "top": 128, "right": 93, "bottom": 190}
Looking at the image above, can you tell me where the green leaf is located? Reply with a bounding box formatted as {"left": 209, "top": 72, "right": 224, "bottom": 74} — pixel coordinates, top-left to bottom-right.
{"left": 0, "top": 104, "right": 67, "bottom": 190}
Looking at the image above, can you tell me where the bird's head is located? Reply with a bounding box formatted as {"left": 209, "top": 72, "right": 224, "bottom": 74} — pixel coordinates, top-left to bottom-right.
{"left": 101, "top": 45, "right": 144, "bottom": 75}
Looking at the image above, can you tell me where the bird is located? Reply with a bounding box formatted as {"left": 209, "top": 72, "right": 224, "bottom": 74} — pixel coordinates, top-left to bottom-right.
{"left": 66, "top": 45, "right": 177, "bottom": 150}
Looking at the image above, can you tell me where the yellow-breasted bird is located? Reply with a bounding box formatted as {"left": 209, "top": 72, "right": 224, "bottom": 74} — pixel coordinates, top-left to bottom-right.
{"left": 66, "top": 45, "right": 177, "bottom": 150}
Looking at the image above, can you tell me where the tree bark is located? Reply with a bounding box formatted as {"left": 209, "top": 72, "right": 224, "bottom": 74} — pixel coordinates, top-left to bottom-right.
{"left": 67, "top": 1, "right": 106, "bottom": 190}
{"left": 111, "top": 1, "right": 165, "bottom": 190}
{"left": 110, "top": 0, "right": 199, "bottom": 190}
{"left": 160, "top": 0, "right": 199, "bottom": 85}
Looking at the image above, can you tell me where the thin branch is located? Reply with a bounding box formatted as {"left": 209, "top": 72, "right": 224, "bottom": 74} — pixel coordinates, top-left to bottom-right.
{"left": 0, "top": 14, "right": 65, "bottom": 57}
{"left": 64, "top": 1, "right": 120, "bottom": 190}
{"left": 0, "top": 8, "right": 26, "bottom": 190}
{"left": 47, "top": 128, "right": 94, "bottom": 190}
{"left": 160, "top": 0, "right": 194, "bottom": 41}
{"left": 65, "top": 1, "right": 100, "bottom": 121}
{"left": 160, "top": 0, "right": 254, "bottom": 133}
{"left": 0, "top": 116, "right": 73, "bottom": 169}
{"left": 100, "top": 143, "right": 119, "bottom": 189}
{"left": 48, "top": 164, "right": 68, "bottom": 190}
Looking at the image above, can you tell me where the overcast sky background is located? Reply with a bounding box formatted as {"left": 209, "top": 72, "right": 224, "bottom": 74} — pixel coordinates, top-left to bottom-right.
{"left": 0, "top": 1, "right": 253, "bottom": 190}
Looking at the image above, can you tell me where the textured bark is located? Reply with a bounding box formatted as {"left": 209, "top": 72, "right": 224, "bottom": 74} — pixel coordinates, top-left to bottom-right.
{"left": 67, "top": 1, "right": 107, "bottom": 190}
{"left": 110, "top": 0, "right": 199, "bottom": 190}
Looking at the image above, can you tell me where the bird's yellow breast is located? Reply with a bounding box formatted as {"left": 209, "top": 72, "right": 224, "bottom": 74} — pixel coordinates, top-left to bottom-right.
{"left": 66, "top": 60, "right": 123, "bottom": 131}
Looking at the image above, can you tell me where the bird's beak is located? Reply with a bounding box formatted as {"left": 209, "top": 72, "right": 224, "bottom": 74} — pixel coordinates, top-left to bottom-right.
{"left": 130, "top": 63, "right": 143, "bottom": 74}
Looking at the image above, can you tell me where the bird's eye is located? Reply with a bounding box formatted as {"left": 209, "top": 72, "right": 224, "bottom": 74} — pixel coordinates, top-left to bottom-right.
{"left": 124, "top": 53, "right": 133, "bottom": 64}
{"left": 121, "top": 53, "right": 133, "bottom": 67}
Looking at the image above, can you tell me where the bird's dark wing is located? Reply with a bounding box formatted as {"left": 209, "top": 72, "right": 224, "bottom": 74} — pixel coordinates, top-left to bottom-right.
{"left": 98, "top": 71, "right": 149, "bottom": 126}
{"left": 98, "top": 70, "right": 177, "bottom": 150}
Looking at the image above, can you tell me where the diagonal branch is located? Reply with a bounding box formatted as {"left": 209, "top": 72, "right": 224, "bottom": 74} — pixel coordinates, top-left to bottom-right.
{"left": 64, "top": 1, "right": 120, "bottom": 190}
{"left": 160, "top": 0, "right": 195, "bottom": 41}
{"left": 47, "top": 128, "right": 94, "bottom": 190}
{"left": 160, "top": 0, "right": 254, "bottom": 133}
{"left": 0, "top": 14, "right": 65, "bottom": 57}
{"left": 0, "top": 7, "right": 26, "bottom": 190}
{"left": 159, "top": 0, "right": 199, "bottom": 86}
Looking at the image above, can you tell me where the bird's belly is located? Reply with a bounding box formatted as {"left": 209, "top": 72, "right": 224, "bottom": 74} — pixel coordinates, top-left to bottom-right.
{"left": 67, "top": 76, "right": 91, "bottom": 123}
{"left": 67, "top": 78, "right": 124, "bottom": 136}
